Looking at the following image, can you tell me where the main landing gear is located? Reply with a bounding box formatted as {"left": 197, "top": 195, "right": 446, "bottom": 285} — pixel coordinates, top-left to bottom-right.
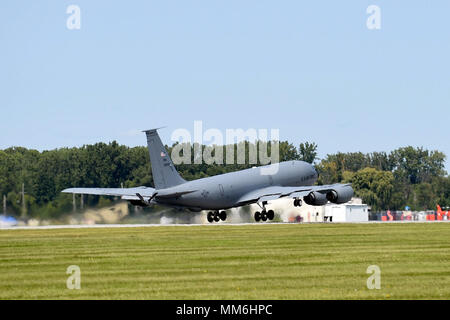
{"left": 254, "top": 209, "right": 275, "bottom": 222}
{"left": 254, "top": 201, "right": 275, "bottom": 222}
{"left": 293, "top": 198, "right": 302, "bottom": 207}
{"left": 207, "top": 210, "right": 227, "bottom": 223}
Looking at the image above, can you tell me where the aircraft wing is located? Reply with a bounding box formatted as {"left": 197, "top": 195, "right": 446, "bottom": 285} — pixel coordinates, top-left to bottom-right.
{"left": 237, "top": 184, "right": 351, "bottom": 204}
{"left": 61, "top": 186, "right": 197, "bottom": 202}
{"left": 62, "top": 186, "right": 155, "bottom": 200}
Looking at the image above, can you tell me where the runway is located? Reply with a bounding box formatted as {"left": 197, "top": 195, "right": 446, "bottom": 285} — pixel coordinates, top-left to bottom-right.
{"left": 1, "top": 220, "right": 449, "bottom": 231}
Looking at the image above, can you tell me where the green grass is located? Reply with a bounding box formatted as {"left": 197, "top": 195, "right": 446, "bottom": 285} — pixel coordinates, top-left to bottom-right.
{"left": 0, "top": 223, "right": 449, "bottom": 299}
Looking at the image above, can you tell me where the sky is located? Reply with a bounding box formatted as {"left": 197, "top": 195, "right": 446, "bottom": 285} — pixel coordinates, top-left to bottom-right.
{"left": 1, "top": 1, "right": 449, "bottom": 171}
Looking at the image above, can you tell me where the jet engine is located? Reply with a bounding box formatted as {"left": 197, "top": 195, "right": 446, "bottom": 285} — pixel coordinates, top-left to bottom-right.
{"left": 303, "top": 191, "right": 328, "bottom": 206}
{"left": 326, "top": 185, "right": 354, "bottom": 204}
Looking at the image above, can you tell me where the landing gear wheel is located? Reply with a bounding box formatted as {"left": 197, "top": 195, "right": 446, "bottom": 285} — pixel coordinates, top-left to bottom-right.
{"left": 294, "top": 199, "right": 302, "bottom": 207}
{"left": 267, "top": 210, "right": 275, "bottom": 220}
{"left": 214, "top": 211, "right": 220, "bottom": 222}
{"left": 219, "top": 211, "right": 227, "bottom": 221}
{"left": 261, "top": 211, "right": 268, "bottom": 222}
{"left": 254, "top": 211, "right": 261, "bottom": 222}
{"left": 207, "top": 212, "right": 214, "bottom": 223}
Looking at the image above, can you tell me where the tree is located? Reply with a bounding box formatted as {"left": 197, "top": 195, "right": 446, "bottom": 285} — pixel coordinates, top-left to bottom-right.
{"left": 390, "top": 147, "right": 446, "bottom": 184}
{"left": 368, "top": 152, "right": 393, "bottom": 171}
{"left": 351, "top": 167, "right": 394, "bottom": 211}
{"left": 0, "top": 140, "right": 447, "bottom": 218}
{"left": 315, "top": 161, "right": 339, "bottom": 185}
{"left": 413, "top": 183, "right": 436, "bottom": 211}
{"left": 298, "top": 142, "right": 318, "bottom": 164}
{"left": 278, "top": 141, "right": 299, "bottom": 162}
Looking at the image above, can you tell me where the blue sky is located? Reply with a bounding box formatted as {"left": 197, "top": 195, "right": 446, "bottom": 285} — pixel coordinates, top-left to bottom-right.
{"left": 1, "top": 1, "right": 449, "bottom": 171}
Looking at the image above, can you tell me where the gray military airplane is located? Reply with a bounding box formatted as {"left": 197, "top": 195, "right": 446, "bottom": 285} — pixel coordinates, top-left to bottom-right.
{"left": 62, "top": 129, "right": 353, "bottom": 223}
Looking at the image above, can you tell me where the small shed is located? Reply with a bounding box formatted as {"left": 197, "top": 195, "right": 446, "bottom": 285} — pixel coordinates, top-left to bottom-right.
{"left": 324, "top": 204, "right": 369, "bottom": 222}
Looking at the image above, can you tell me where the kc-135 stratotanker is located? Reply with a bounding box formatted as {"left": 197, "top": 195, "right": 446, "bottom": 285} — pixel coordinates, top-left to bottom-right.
{"left": 63, "top": 129, "right": 353, "bottom": 223}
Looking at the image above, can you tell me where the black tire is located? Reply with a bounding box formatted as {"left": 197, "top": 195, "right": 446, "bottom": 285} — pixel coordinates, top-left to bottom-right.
{"left": 267, "top": 210, "right": 275, "bottom": 220}
{"left": 261, "top": 211, "right": 268, "bottom": 222}
{"left": 219, "top": 211, "right": 227, "bottom": 221}
{"left": 214, "top": 212, "right": 220, "bottom": 222}
{"left": 254, "top": 211, "right": 261, "bottom": 222}
{"left": 207, "top": 212, "right": 214, "bottom": 223}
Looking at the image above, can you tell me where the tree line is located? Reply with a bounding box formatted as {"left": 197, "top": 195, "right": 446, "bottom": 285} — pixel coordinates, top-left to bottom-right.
{"left": 0, "top": 141, "right": 448, "bottom": 219}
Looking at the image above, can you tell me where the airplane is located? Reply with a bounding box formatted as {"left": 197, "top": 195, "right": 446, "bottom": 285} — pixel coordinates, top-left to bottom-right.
{"left": 62, "top": 128, "right": 354, "bottom": 223}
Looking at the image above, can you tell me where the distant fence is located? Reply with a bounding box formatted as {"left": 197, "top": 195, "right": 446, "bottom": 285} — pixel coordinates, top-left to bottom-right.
{"left": 369, "top": 211, "right": 448, "bottom": 221}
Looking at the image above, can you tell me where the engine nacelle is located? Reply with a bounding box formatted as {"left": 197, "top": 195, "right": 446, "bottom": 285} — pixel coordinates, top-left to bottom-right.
{"left": 326, "top": 185, "right": 354, "bottom": 204}
{"left": 303, "top": 191, "right": 328, "bottom": 206}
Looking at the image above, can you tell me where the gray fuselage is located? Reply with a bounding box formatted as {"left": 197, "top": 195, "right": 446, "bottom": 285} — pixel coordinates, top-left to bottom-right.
{"left": 155, "top": 160, "right": 318, "bottom": 210}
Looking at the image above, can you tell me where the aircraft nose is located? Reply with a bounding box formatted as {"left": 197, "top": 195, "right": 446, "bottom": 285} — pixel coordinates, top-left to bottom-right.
{"left": 299, "top": 162, "right": 318, "bottom": 183}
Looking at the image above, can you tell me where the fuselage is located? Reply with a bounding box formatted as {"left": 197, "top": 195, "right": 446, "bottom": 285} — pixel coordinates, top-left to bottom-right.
{"left": 155, "top": 160, "right": 318, "bottom": 210}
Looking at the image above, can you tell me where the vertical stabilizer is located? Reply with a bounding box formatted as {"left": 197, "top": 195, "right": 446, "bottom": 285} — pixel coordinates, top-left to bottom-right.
{"left": 144, "top": 129, "right": 186, "bottom": 189}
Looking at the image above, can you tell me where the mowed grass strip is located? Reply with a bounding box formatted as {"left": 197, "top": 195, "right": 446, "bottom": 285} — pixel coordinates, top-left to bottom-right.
{"left": 0, "top": 223, "right": 449, "bottom": 299}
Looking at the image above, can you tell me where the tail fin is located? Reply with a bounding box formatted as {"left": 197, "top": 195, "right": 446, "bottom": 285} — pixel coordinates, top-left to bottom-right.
{"left": 144, "top": 128, "right": 185, "bottom": 189}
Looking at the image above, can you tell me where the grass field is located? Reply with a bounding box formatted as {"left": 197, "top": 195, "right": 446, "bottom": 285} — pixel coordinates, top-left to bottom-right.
{"left": 0, "top": 223, "right": 449, "bottom": 299}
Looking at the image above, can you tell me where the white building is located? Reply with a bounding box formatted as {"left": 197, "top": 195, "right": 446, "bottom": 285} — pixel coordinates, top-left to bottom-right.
{"left": 264, "top": 197, "right": 369, "bottom": 223}
{"left": 324, "top": 203, "right": 369, "bottom": 222}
